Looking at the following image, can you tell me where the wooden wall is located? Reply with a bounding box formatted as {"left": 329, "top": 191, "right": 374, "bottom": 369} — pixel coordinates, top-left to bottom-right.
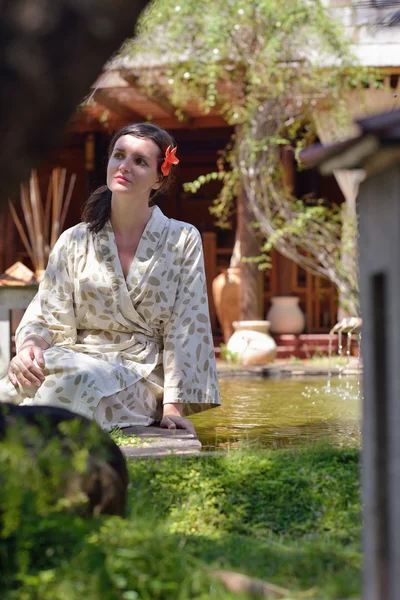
{"left": 2, "top": 123, "right": 343, "bottom": 333}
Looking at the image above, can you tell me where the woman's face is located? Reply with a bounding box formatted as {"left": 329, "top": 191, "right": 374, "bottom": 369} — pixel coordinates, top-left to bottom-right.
{"left": 107, "top": 134, "right": 163, "bottom": 199}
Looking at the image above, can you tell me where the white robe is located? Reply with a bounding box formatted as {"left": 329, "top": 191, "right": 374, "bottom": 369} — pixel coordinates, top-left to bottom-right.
{"left": 0, "top": 206, "right": 220, "bottom": 429}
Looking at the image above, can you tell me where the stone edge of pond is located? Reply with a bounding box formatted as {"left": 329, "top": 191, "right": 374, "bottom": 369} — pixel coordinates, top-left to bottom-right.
{"left": 217, "top": 362, "right": 362, "bottom": 379}
{"left": 119, "top": 425, "right": 203, "bottom": 459}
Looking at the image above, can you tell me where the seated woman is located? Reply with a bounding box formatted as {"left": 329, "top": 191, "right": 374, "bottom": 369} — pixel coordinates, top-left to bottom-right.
{"left": 0, "top": 123, "right": 221, "bottom": 435}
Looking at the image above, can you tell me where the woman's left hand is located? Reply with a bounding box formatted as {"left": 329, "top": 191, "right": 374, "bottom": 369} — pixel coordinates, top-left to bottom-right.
{"left": 160, "top": 414, "right": 197, "bottom": 438}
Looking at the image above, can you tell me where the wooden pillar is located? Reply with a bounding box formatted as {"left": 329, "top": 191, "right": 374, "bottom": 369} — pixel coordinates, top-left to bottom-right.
{"left": 274, "top": 253, "right": 293, "bottom": 296}
{"left": 275, "top": 146, "right": 296, "bottom": 296}
{"left": 237, "top": 187, "right": 263, "bottom": 320}
{"left": 359, "top": 163, "right": 400, "bottom": 600}
{"left": 339, "top": 193, "right": 358, "bottom": 319}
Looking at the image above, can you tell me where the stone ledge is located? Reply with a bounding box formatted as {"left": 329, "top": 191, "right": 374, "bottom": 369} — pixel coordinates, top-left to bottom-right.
{"left": 217, "top": 361, "right": 362, "bottom": 379}
{"left": 120, "top": 425, "right": 202, "bottom": 458}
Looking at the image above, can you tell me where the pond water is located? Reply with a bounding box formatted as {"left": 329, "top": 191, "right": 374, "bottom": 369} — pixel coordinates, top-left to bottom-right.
{"left": 191, "top": 376, "right": 361, "bottom": 450}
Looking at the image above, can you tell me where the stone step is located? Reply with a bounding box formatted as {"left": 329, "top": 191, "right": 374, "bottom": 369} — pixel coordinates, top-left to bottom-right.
{"left": 119, "top": 425, "right": 202, "bottom": 458}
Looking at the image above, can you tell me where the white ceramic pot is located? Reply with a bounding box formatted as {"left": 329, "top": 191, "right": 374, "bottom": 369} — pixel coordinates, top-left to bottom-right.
{"left": 227, "top": 320, "right": 277, "bottom": 365}
{"left": 267, "top": 296, "right": 305, "bottom": 335}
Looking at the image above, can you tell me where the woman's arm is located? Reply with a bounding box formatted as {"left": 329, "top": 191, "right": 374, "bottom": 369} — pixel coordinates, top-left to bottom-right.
{"left": 8, "top": 335, "right": 50, "bottom": 388}
{"left": 19, "top": 335, "right": 51, "bottom": 351}
{"left": 15, "top": 229, "right": 77, "bottom": 352}
{"left": 9, "top": 230, "right": 77, "bottom": 388}
{"left": 160, "top": 226, "right": 220, "bottom": 436}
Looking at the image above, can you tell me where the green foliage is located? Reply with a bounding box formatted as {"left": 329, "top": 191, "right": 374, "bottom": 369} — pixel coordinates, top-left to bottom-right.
{"left": 130, "top": 0, "right": 354, "bottom": 115}
{"left": 0, "top": 421, "right": 93, "bottom": 539}
{"left": 219, "top": 343, "right": 240, "bottom": 364}
{"left": 124, "top": 0, "right": 380, "bottom": 314}
{"left": 109, "top": 428, "right": 156, "bottom": 447}
{"left": 1, "top": 441, "right": 361, "bottom": 599}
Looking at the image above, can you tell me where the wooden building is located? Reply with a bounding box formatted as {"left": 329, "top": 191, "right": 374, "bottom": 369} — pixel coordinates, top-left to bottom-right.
{"left": 3, "top": 1, "right": 400, "bottom": 346}
{"left": 303, "top": 106, "right": 400, "bottom": 600}
{"left": 0, "top": 69, "right": 343, "bottom": 344}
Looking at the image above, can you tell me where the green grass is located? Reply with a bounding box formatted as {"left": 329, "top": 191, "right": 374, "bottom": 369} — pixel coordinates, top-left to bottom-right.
{"left": 0, "top": 445, "right": 361, "bottom": 599}
{"left": 109, "top": 428, "right": 156, "bottom": 447}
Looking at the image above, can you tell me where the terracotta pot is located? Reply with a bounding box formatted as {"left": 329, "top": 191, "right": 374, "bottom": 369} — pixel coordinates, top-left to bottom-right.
{"left": 227, "top": 320, "right": 277, "bottom": 365}
{"left": 212, "top": 267, "right": 240, "bottom": 343}
{"left": 267, "top": 296, "right": 305, "bottom": 335}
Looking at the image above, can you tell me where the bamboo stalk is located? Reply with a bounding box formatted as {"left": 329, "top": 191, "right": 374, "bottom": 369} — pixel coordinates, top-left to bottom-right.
{"left": 44, "top": 175, "right": 52, "bottom": 254}
{"left": 56, "top": 168, "right": 66, "bottom": 240}
{"left": 33, "top": 170, "right": 45, "bottom": 239}
{"left": 30, "top": 171, "right": 45, "bottom": 272}
{"left": 20, "top": 183, "right": 37, "bottom": 266}
{"left": 50, "top": 167, "right": 60, "bottom": 248}
{"left": 8, "top": 200, "right": 35, "bottom": 266}
{"left": 11, "top": 166, "right": 75, "bottom": 274}
{"left": 60, "top": 173, "right": 76, "bottom": 231}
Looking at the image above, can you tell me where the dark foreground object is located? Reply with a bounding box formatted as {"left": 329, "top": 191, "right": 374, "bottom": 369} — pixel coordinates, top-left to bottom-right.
{"left": 0, "top": 403, "right": 129, "bottom": 516}
{"left": 0, "top": 0, "right": 149, "bottom": 204}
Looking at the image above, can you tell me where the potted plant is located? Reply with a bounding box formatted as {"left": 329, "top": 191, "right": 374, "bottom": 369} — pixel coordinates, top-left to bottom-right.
{"left": 8, "top": 167, "right": 76, "bottom": 282}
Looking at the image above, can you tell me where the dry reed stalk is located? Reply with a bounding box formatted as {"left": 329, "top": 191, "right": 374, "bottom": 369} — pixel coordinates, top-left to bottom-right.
{"left": 32, "top": 170, "right": 45, "bottom": 234}
{"left": 60, "top": 173, "right": 76, "bottom": 231}
{"left": 53, "top": 168, "right": 66, "bottom": 243}
{"left": 8, "top": 200, "right": 35, "bottom": 266}
{"left": 9, "top": 167, "right": 76, "bottom": 278}
{"left": 20, "top": 183, "right": 37, "bottom": 264}
{"left": 50, "top": 167, "right": 60, "bottom": 248}
{"left": 58, "top": 168, "right": 66, "bottom": 224}
{"left": 29, "top": 171, "right": 45, "bottom": 272}
{"left": 44, "top": 176, "right": 52, "bottom": 253}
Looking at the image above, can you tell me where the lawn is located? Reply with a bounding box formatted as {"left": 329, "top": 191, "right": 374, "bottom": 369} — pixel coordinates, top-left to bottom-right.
{"left": 0, "top": 445, "right": 361, "bottom": 599}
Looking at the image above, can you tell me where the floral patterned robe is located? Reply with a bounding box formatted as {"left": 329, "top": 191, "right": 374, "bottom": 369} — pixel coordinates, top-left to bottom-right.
{"left": 0, "top": 206, "right": 221, "bottom": 429}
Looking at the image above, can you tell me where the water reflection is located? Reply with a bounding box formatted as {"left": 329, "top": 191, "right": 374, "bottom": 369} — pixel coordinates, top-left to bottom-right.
{"left": 191, "top": 376, "right": 361, "bottom": 450}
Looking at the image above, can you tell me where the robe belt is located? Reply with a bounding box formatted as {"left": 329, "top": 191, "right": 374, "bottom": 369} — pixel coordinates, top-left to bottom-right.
{"left": 76, "top": 330, "right": 163, "bottom": 349}
{"left": 134, "top": 331, "right": 163, "bottom": 347}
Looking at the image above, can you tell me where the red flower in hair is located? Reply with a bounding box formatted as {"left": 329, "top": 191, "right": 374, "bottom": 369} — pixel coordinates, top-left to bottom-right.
{"left": 161, "top": 145, "right": 179, "bottom": 176}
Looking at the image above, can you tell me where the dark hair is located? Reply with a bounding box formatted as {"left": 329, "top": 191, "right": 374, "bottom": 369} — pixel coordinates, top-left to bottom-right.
{"left": 81, "top": 123, "right": 177, "bottom": 232}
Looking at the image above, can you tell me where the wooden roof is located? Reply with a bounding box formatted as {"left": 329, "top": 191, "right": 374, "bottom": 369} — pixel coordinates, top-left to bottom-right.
{"left": 71, "top": 61, "right": 400, "bottom": 135}
{"left": 70, "top": 68, "right": 228, "bottom": 133}
{"left": 301, "top": 109, "right": 400, "bottom": 176}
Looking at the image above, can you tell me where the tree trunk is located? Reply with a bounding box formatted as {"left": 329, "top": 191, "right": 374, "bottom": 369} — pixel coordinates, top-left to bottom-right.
{"left": 275, "top": 146, "right": 296, "bottom": 297}
{"left": 0, "top": 0, "right": 150, "bottom": 206}
{"left": 237, "top": 187, "right": 263, "bottom": 320}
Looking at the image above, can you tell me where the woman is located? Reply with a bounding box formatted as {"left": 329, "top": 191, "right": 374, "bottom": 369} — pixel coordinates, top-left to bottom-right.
{"left": 0, "top": 123, "right": 221, "bottom": 435}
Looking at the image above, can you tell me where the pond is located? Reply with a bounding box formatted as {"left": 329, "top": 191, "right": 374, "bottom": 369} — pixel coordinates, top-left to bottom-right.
{"left": 191, "top": 376, "right": 361, "bottom": 450}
